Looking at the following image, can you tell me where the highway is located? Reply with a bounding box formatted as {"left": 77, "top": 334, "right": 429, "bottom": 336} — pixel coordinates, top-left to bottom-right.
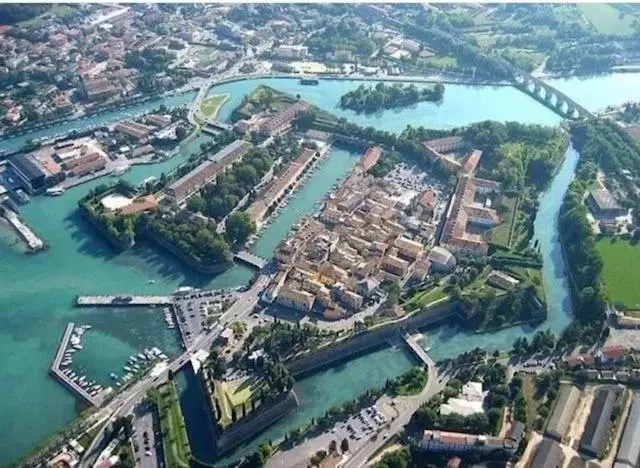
{"left": 81, "top": 275, "right": 270, "bottom": 467}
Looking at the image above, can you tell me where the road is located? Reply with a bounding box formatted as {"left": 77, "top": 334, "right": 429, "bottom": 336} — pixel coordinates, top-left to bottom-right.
{"left": 81, "top": 275, "right": 270, "bottom": 466}
{"left": 340, "top": 357, "right": 446, "bottom": 468}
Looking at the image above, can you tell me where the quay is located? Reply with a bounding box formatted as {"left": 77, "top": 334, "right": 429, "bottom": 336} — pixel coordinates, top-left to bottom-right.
{"left": 234, "top": 250, "right": 267, "bottom": 270}
{"left": 75, "top": 295, "right": 173, "bottom": 307}
{"left": 1, "top": 207, "right": 45, "bottom": 252}
{"left": 49, "top": 323, "right": 104, "bottom": 407}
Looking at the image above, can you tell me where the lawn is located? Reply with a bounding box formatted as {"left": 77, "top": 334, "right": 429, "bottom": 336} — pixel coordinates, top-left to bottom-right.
{"left": 579, "top": 4, "right": 637, "bottom": 36}
{"left": 521, "top": 375, "right": 542, "bottom": 425}
{"left": 197, "top": 94, "right": 229, "bottom": 122}
{"left": 403, "top": 284, "right": 449, "bottom": 311}
{"left": 418, "top": 56, "right": 458, "bottom": 70}
{"left": 214, "top": 378, "right": 256, "bottom": 428}
{"left": 596, "top": 237, "right": 640, "bottom": 309}
{"left": 490, "top": 194, "right": 518, "bottom": 248}
{"left": 157, "top": 383, "right": 192, "bottom": 468}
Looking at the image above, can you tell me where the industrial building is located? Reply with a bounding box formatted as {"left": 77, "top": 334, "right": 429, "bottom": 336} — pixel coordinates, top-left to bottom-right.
{"left": 587, "top": 188, "right": 625, "bottom": 219}
{"left": 545, "top": 384, "right": 581, "bottom": 441}
{"left": 529, "top": 437, "right": 563, "bottom": 468}
{"left": 580, "top": 387, "right": 619, "bottom": 457}
{"left": 420, "top": 430, "right": 516, "bottom": 455}
{"left": 258, "top": 101, "right": 309, "bottom": 136}
{"left": 615, "top": 392, "right": 640, "bottom": 468}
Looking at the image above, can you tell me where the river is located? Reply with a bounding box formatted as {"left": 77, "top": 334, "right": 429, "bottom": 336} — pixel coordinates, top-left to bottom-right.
{"left": 0, "top": 73, "right": 634, "bottom": 465}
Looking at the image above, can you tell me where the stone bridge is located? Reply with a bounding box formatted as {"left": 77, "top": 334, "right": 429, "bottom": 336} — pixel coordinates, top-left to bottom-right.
{"left": 514, "top": 73, "right": 595, "bottom": 120}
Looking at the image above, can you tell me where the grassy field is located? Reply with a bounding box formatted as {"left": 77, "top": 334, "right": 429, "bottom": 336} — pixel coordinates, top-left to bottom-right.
{"left": 579, "top": 4, "right": 637, "bottom": 36}
{"left": 521, "top": 375, "right": 542, "bottom": 425}
{"left": 157, "top": 383, "right": 191, "bottom": 468}
{"left": 214, "top": 379, "right": 256, "bottom": 428}
{"left": 418, "top": 56, "right": 458, "bottom": 70}
{"left": 403, "top": 285, "right": 449, "bottom": 311}
{"left": 490, "top": 194, "right": 518, "bottom": 248}
{"left": 198, "top": 94, "right": 229, "bottom": 120}
{"left": 596, "top": 237, "right": 640, "bottom": 309}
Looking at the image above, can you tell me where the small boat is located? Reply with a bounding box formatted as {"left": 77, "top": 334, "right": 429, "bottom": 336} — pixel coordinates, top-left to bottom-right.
{"left": 46, "top": 187, "right": 66, "bottom": 196}
{"left": 116, "top": 382, "right": 121, "bottom": 387}
{"left": 137, "top": 353, "right": 147, "bottom": 361}
{"left": 159, "top": 353, "right": 168, "bottom": 360}
{"left": 147, "top": 280, "right": 157, "bottom": 284}
{"left": 129, "top": 356, "right": 138, "bottom": 363}
{"left": 111, "top": 166, "right": 130, "bottom": 177}
{"left": 72, "top": 344, "right": 83, "bottom": 350}
{"left": 123, "top": 366, "right": 132, "bottom": 372}
{"left": 110, "top": 373, "right": 118, "bottom": 380}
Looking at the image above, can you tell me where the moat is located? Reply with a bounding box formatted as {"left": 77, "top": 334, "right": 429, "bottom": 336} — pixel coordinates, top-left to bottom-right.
{"left": 0, "top": 74, "right": 638, "bottom": 465}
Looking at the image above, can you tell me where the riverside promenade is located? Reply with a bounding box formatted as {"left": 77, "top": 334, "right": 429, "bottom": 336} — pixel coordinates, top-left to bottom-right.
{"left": 75, "top": 295, "right": 173, "bottom": 307}
{"left": 49, "top": 323, "right": 104, "bottom": 407}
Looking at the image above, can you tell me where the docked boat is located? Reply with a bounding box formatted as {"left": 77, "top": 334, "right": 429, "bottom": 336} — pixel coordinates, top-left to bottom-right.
{"left": 46, "top": 187, "right": 66, "bottom": 196}
{"left": 137, "top": 353, "right": 147, "bottom": 360}
{"left": 129, "top": 355, "right": 138, "bottom": 363}
{"left": 111, "top": 166, "right": 130, "bottom": 177}
{"left": 123, "top": 366, "right": 132, "bottom": 372}
{"left": 110, "top": 373, "right": 118, "bottom": 380}
{"left": 72, "top": 344, "right": 83, "bottom": 350}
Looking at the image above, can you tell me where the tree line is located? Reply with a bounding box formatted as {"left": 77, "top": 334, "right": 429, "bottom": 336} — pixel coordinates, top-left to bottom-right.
{"left": 339, "top": 82, "right": 445, "bottom": 114}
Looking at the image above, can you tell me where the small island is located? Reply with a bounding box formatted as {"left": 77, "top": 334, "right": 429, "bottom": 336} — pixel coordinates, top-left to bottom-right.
{"left": 339, "top": 82, "right": 444, "bottom": 113}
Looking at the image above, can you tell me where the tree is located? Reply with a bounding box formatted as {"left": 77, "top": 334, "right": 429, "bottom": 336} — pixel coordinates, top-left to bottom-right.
{"left": 340, "top": 438, "right": 349, "bottom": 453}
{"left": 329, "top": 440, "right": 337, "bottom": 453}
{"left": 175, "top": 125, "right": 188, "bottom": 141}
{"left": 226, "top": 212, "right": 256, "bottom": 247}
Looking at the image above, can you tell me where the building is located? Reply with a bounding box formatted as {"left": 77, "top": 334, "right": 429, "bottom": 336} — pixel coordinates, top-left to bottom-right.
{"left": 274, "top": 44, "right": 308, "bottom": 59}
{"left": 486, "top": 270, "right": 520, "bottom": 290}
{"left": 117, "top": 195, "right": 158, "bottom": 215}
{"left": 530, "top": 437, "right": 563, "bottom": 468}
{"left": 423, "top": 136, "right": 466, "bottom": 161}
{"left": 340, "top": 290, "right": 363, "bottom": 311}
{"left": 165, "top": 140, "right": 251, "bottom": 204}
{"left": 8, "top": 153, "right": 47, "bottom": 193}
{"left": 545, "top": 384, "right": 581, "bottom": 441}
{"left": 440, "top": 381, "right": 486, "bottom": 417}
{"left": 114, "top": 121, "right": 153, "bottom": 140}
{"left": 259, "top": 101, "right": 309, "bottom": 136}
{"left": 358, "top": 146, "right": 382, "bottom": 173}
{"left": 580, "top": 387, "right": 619, "bottom": 457}
{"left": 615, "top": 392, "right": 640, "bottom": 468}
{"left": 394, "top": 235, "right": 424, "bottom": 260}
{"left": 380, "top": 253, "right": 410, "bottom": 277}
{"left": 506, "top": 421, "right": 525, "bottom": 445}
{"left": 427, "top": 246, "right": 456, "bottom": 272}
{"left": 441, "top": 176, "right": 501, "bottom": 256}
{"left": 587, "top": 188, "right": 625, "bottom": 219}
{"left": 421, "top": 430, "right": 515, "bottom": 455}
{"left": 276, "top": 286, "right": 315, "bottom": 312}
{"left": 246, "top": 148, "right": 317, "bottom": 225}
{"left": 146, "top": 114, "right": 172, "bottom": 128}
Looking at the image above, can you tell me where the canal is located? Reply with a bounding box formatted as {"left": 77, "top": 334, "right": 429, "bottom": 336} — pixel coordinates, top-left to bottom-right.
{"left": 0, "top": 73, "right": 635, "bottom": 465}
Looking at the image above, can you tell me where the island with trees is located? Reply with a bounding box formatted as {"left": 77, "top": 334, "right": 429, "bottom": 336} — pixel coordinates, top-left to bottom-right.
{"left": 339, "top": 82, "right": 445, "bottom": 113}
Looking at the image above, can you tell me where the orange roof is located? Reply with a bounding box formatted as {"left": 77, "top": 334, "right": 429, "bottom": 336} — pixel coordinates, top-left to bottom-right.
{"left": 601, "top": 346, "right": 627, "bottom": 360}
{"left": 118, "top": 195, "right": 158, "bottom": 215}
{"left": 360, "top": 146, "right": 382, "bottom": 172}
{"left": 461, "top": 149, "right": 482, "bottom": 174}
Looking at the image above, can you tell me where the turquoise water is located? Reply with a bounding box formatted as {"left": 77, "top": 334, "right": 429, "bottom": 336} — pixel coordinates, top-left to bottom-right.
{"left": 547, "top": 73, "right": 640, "bottom": 112}
{"left": 0, "top": 73, "right": 626, "bottom": 465}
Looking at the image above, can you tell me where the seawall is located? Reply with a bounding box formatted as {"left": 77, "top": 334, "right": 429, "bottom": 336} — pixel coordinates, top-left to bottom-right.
{"left": 288, "top": 302, "right": 459, "bottom": 378}
{"left": 215, "top": 389, "right": 299, "bottom": 456}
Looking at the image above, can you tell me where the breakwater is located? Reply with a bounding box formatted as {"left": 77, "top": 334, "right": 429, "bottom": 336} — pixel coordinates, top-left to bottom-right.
{"left": 49, "top": 323, "right": 104, "bottom": 407}
{"left": 215, "top": 389, "right": 299, "bottom": 456}
{"left": 288, "top": 303, "right": 459, "bottom": 378}
{"left": 1, "top": 207, "right": 45, "bottom": 252}
{"left": 75, "top": 295, "right": 173, "bottom": 306}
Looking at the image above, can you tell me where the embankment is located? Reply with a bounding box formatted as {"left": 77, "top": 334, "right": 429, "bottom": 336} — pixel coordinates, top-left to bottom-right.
{"left": 215, "top": 389, "right": 299, "bottom": 456}
{"left": 288, "top": 302, "right": 460, "bottom": 379}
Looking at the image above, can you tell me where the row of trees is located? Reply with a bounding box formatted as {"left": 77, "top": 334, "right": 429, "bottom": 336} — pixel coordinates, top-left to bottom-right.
{"left": 339, "top": 82, "right": 445, "bottom": 114}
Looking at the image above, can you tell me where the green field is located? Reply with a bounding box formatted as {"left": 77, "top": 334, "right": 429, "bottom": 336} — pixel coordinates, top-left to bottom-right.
{"left": 418, "top": 56, "right": 458, "bottom": 70}
{"left": 403, "top": 284, "right": 449, "bottom": 311}
{"left": 197, "top": 94, "right": 229, "bottom": 123}
{"left": 490, "top": 194, "right": 519, "bottom": 248}
{"left": 214, "top": 378, "right": 257, "bottom": 428}
{"left": 596, "top": 238, "right": 640, "bottom": 309}
{"left": 579, "top": 4, "right": 637, "bottom": 36}
{"left": 156, "top": 383, "right": 192, "bottom": 468}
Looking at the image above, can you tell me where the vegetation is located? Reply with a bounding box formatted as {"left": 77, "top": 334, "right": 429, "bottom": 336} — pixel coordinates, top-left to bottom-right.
{"left": 596, "top": 236, "right": 640, "bottom": 310}
{"left": 225, "top": 212, "right": 256, "bottom": 247}
{"left": 197, "top": 94, "right": 229, "bottom": 121}
{"left": 124, "top": 47, "right": 175, "bottom": 73}
{"left": 306, "top": 18, "right": 376, "bottom": 57}
{"left": 579, "top": 4, "right": 637, "bottom": 36}
{"left": 231, "top": 85, "right": 297, "bottom": 122}
{"left": 246, "top": 321, "right": 331, "bottom": 360}
{"left": 386, "top": 366, "right": 427, "bottom": 396}
{"left": 339, "top": 82, "right": 444, "bottom": 113}
{"left": 0, "top": 4, "right": 51, "bottom": 24}
{"left": 153, "top": 383, "right": 192, "bottom": 468}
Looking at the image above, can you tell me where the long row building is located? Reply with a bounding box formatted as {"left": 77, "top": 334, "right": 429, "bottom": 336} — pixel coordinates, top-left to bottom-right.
{"left": 165, "top": 140, "right": 252, "bottom": 204}
{"left": 245, "top": 147, "right": 318, "bottom": 228}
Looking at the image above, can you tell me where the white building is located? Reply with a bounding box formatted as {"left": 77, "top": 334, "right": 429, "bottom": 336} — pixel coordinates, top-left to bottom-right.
{"left": 440, "top": 381, "right": 486, "bottom": 417}
{"left": 275, "top": 44, "right": 308, "bottom": 59}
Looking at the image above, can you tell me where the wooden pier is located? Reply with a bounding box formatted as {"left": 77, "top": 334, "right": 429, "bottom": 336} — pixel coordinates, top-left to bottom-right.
{"left": 75, "top": 295, "right": 173, "bottom": 307}
{"left": 49, "top": 323, "right": 104, "bottom": 407}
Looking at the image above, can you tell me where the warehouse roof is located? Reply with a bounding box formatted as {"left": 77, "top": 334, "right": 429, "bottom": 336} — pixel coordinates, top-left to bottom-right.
{"left": 616, "top": 392, "right": 640, "bottom": 467}
{"left": 545, "top": 384, "right": 581, "bottom": 440}
{"left": 9, "top": 153, "right": 46, "bottom": 181}
{"left": 580, "top": 388, "right": 618, "bottom": 457}
{"left": 530, "top": 438, "right": 562, "bottom": 468}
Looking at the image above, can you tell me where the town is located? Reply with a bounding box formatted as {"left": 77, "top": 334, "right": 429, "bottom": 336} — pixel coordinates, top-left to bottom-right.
{"left": 4, "top": 3, "right": 640, "bottom": 468}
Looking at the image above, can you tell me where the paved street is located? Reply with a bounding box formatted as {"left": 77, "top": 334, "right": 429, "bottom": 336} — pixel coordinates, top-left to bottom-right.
{"left": 132, "top": 401, "right": 163, "bottom": 468}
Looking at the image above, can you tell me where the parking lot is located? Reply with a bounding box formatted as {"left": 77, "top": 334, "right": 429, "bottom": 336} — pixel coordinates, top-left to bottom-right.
{"left": 173, "top": 289, "right": 239, "bottom": 348}
{"left": 132, "top": 401, "right": 164, "bottom": 468}
{"left": 267, "top": 403, "right": 395, "bottom": 468}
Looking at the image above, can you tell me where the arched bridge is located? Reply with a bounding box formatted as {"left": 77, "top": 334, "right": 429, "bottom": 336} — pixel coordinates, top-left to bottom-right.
{"left": 514, "top": 73, "right": 595, "bottom": 120}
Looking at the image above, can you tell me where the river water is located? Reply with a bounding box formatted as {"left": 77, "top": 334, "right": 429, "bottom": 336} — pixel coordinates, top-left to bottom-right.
{"left": 0, "top": 73, "right": 636, "bottom": 465}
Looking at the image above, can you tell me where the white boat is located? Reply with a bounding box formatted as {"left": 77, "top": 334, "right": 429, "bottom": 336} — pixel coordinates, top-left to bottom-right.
{"left": 72, "top": 344, "right": 83, "bottom": 350}
{"left": 129, "top": 356, "right": 138, "bottom": 363}
{"left": 111, "top": 166, "right": 130, "bottom": 177}
{"left": 137, "top": 353, "right": 147, "bottom": 360}
{"left": 46, "top": 187, "right": 65, "bottom": 196}
{"left": 123, "top": 366, "right": 132, "bottom": 372}
{"left": 110, "top": 373, "right": 118, "bottom": 380}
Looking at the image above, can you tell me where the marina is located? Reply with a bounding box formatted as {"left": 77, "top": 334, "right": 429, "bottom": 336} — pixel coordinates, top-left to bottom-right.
{"left": 49, "top": 323, "right": 106, "bottom": 407}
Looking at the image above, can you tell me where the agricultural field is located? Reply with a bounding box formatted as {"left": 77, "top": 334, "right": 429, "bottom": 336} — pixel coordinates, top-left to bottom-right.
{"left": 596, "top": 237, "right": 640, "bottom": 310}
{"left": 579, "top": 4, "right": 637, "bottom": 36}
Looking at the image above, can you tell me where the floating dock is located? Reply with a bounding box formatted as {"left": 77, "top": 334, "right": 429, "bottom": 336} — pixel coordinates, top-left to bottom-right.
{"left": 76, "top": 295, "right": 173, "bottom": 306}
{"left": 49, "top": 322, "right": 104, "bottom": 407}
